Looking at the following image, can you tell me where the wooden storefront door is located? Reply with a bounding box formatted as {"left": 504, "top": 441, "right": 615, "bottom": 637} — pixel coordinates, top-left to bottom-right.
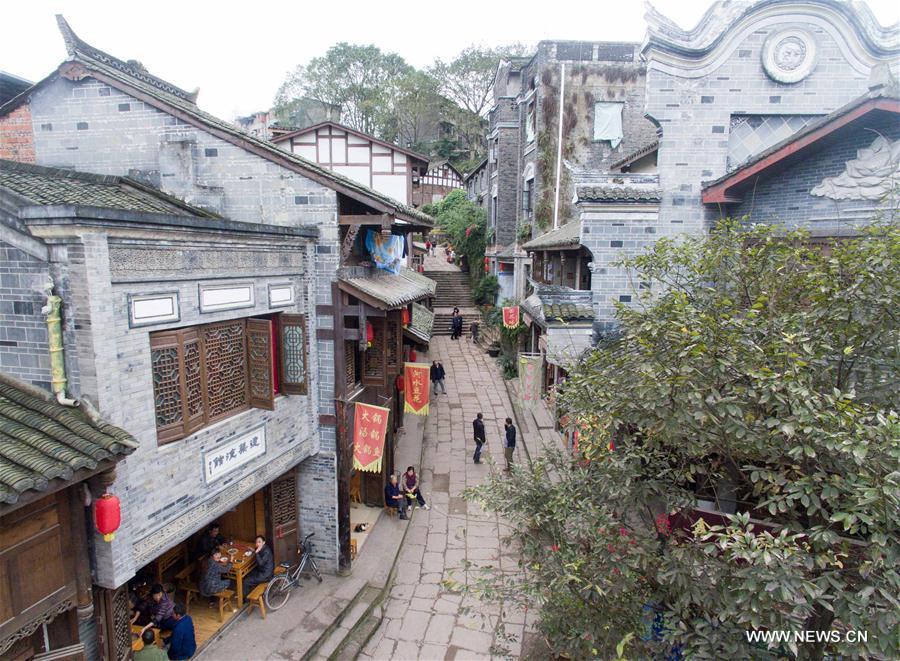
{"left": 96, "top": 585, "right": 131, "bottom": 661}
{"left": 267, "top": 471, "right": 298, "bottom": 566}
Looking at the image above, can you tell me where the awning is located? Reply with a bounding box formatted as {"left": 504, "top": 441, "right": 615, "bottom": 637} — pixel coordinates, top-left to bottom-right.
{"left": 522, "top": 221, "right": 582, "bottom": 251}
{"left": 520, "top": 283, "right": 594, "bottom": 330}
{"left": 338, "top": 267, "right": 436, "bottom": 310}
{"left": 0, "top": 373, "right": 138, "bottom": 505}
{"left": 404, "top": 302, "right": 434, "bottom": 346}
{"left": 544, "top": 327, "right": 594, "bottom": 367}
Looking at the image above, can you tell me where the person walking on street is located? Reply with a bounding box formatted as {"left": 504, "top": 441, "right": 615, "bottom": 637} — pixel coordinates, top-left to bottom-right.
{"left": 473, "top": 412, "right": 486, "bottom": 464}
{"left": 451, "top": 310, "right": 463, "bottom": 340}
{"left": 430, "top": 360, "right": 446, "bottom": 394}
{"left": 469, "top": 320, "right": 479, "bottom": 344}
{"left": 504, "top": 417, "right": 516, "bottom": 471}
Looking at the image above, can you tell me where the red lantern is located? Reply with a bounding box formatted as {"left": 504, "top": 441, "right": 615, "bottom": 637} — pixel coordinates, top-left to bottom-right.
{"left": 409, "top": 347, "right": 417, "bottom": 362}
{"left": 366, "top": 320, "right": 374, "bottom": 348}
{"left": 401, "top": 308, "right": 410, "bottom": 327}
{"left": 94, "top": 492, "right": 121, "bottom": 542}
{"left": 396, "top": 374, "right": 405, "bottom": 392}
{"left": 466, "top": 226, "right": 472, "bottom": 238}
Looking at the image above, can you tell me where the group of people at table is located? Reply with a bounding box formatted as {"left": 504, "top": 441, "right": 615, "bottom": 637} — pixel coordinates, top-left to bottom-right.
{"left": 130, "top": 524, "right": 275, "bottom": 660}
{"left": 384, "top": 466, "right": 429, "bottom": 520}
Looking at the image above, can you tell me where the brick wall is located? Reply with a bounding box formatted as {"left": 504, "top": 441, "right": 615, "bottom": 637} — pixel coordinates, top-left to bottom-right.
{"left": 0, "top": 104, "right": 35, "bottom": 162}
{"left": 0, "top": 241, "right": 51, "bottom": 389}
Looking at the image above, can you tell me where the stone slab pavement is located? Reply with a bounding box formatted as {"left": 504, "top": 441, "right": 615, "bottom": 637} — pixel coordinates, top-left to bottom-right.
{"left": 359, "top": 336, "right": 544, "bottom": 661}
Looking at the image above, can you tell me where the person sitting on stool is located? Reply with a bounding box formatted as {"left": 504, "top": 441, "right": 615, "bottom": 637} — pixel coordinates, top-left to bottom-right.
{"left": 242, "top": 535, "right": 274, "bottom": 598}
{"left": 384, "top": 474, "right": 409, "bottom": 520}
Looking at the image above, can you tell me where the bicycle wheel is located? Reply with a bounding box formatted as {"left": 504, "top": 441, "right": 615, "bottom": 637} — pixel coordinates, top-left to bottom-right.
{"left": 264, "top": 575, "right": 292, "bottom": 611}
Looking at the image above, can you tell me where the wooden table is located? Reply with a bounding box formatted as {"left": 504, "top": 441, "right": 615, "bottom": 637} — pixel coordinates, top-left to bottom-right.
{"left": 131, "top": 624, "right": 161, "bottom": 651}
{"left": 222, "top": 541, "right": 256, "bottom": 608}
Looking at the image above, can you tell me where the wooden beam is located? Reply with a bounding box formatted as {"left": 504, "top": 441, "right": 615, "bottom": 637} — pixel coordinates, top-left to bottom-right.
{"left": 338, "top": 213, "right": 391, "bottom": 226}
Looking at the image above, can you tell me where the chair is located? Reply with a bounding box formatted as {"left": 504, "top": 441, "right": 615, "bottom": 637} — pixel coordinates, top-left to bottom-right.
{"left": 350, "top": 538, "right": 358, "bottom": 560}
{"left": 154, "top": 543, "right": 187, "bottom": 584}
{"left": 383, "top": 504, "right": 396, "bottom": 517}
{"left": 213, "top": 589, "right": 235, "bottom": 623}
{"left": 174, "top": 563, "right": 200, "bottom": 612}
{"left": 247, "top": 583, "right": 268, "bottom": 619}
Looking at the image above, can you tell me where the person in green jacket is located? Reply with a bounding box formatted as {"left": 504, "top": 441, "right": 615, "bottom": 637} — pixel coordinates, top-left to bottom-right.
{"left": 133, "top": 629, "right": 167, "bottom": 661}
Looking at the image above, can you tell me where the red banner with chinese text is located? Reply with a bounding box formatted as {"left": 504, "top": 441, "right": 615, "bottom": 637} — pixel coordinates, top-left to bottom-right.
{"left": 403, "top": 362, "right": 430, "bottom": 415}
{"left": 353, "top": 402, "right": 390, "bottom": 473}
{"left": 502, "top": 306, "right": 520, "bottom": 329}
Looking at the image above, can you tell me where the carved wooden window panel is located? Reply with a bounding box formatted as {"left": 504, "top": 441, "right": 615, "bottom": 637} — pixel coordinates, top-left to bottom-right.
{"left": 362, "top": 317, "right": 387, "bottom": 387}
{"left": 202, "top": 320, "right": 249, "bottom": 423}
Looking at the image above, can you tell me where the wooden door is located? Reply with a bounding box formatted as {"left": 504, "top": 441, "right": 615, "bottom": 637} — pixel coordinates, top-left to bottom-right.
{"left": 218, "top": 495, "right": 259, "bottom": 543}
{"left": 96, "top": 585, "right": 132, "bottom": 661}
{"left": 267, "top": 471, "right": 298, "bottom": 565}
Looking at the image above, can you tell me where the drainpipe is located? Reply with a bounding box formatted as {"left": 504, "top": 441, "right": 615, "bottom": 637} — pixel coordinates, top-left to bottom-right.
{"left": 552, "top": 62, "right": 566, "bottom": 231}
{"left": 42, "top": 288, "right": 79, "bottom": 407}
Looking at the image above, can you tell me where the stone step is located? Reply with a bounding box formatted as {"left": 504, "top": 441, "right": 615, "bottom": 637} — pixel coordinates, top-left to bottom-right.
{"left": 303, "top": 584, "right": 381, "bottom": 661}
{"left": 331, "top": 606, "right": 384, "bottom": 661}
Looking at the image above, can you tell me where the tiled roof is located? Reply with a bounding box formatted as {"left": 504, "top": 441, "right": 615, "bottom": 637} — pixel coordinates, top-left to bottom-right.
{"left": 34, "top": 16, "right": 433, "bottom": 228}
{"left": 610, "top": 140, "right": 659, "bottom": 170}
{"left": 521, "top": 283, "right": 594, "bottom": 328}
{"left": 338, "top": 267, "right": 436, "bottom": 309}
{"left": 522, "top": 221, "right": 581, "bottom": 251}
{"left": 576, "top": 185, "right": 662, "bottom": 203}
{"left": 0, "top": 374, "right": 138, "bottom": 505}
{"left": 0, "top": 159, "right": 220, "bottom": 217}
{"left": 542, "top": 302, "right": 595, "bottom": 321}
{"left": 405, "top": 303, "right": 434, "bottom": 345}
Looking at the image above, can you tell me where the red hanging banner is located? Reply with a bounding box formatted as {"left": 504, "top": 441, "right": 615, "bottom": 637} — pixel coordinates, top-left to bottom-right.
{"left": 353, "top": 402, "right": 390, "bottom": 473}
{"left": 502, "top": 305, "right": 520, "bottom": 329}
{"left": 403, "top": 362, "right": 431, "bottom": 416}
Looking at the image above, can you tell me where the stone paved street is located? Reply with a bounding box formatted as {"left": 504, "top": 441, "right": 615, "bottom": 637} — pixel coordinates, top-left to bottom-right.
{"left": 359, "top": 335, "right": 538, "bottom": 660}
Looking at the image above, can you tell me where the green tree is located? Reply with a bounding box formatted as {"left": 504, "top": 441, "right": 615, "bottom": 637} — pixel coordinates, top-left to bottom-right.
{"left": 461, "top": 221, "right": 900, "bottom": 660}
{"left": 430, "top": 44, "right": 531, "bottom": 159}
{"left": 423, "top": 190, "right": 489, "bottom": 288}
{"left": 274, "top": 43, "right": 412, "bottom": 135}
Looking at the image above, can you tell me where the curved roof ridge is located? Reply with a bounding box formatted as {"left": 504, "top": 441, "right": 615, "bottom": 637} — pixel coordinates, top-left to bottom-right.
{"left": 644, "top": 0, "right": 900, "bottom": 57}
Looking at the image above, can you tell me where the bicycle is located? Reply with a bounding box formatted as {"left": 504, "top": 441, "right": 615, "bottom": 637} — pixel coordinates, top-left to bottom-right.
{"left": 263, "top": 532, "right": 322, "bottom": 611}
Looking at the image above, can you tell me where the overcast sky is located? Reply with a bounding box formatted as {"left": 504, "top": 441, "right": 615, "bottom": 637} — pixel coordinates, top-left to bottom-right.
{"left": 3, "top": 1, "right": 898, "bottom": 120}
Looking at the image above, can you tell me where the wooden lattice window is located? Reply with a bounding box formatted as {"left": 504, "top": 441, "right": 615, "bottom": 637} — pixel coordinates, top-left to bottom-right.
{"left": 279, "top": 314, "right": 308, "bottom": 395}
{"left": 150, "top": 315, "right": 307, "bottom": 444}
{"left": 362, "top": 317, "right": 387, "bottom": 387}
{"left": 385, "top": 314, "right": 402, "bottom": 375}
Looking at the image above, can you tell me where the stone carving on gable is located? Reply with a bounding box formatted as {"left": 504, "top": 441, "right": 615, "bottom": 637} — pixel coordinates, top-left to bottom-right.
{"left": 811, "top": 135, "right": 900, "bottom": 201}
{"left": 762, "top": 29, "right": 818, "bottom": 83}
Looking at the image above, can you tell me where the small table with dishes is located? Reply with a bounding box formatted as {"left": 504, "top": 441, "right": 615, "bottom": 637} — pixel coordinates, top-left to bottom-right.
{"left": 131, "top": 624, "right": 161, "bottom": 652}
{"left": 222, "top": 541, "right": 257, "bottom": 608}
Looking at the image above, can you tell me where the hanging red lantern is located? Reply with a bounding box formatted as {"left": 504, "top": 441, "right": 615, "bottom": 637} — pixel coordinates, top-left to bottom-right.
{"left": 94, "top": 492, "right": 121, "bottom": 542}
{"left": 401, "top": 308, "right": 410, "bottom": 327}
{"left": 365, "top": 320, "right": 374, "bottom": 348}
{"left": 396, "top": 374, "right": 405, "bottom": 392}
{"left": 466, "top": 226, "right": 472, "bottom": 238}
{"left": 409, "top": 347, "right": 417, "bottom": 362}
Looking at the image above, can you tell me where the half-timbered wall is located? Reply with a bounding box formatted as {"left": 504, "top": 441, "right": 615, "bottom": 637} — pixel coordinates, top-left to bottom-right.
{"left": 283, "top": 125, "right": 415, "bottom": 205}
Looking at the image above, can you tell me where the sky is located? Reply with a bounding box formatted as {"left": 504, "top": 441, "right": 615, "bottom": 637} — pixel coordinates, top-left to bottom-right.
{"left": 3, "top": 0, "right": 899, "bottom": 121}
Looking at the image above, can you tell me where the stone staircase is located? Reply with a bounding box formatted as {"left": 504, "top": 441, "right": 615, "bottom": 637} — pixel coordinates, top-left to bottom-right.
{"left": 425, "top": 270, "right": 479, "bottom": 336}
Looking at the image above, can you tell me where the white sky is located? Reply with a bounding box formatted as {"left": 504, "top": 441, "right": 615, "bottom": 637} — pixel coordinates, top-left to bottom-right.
{"left": 3, "top": 0, "right": 899, "bottom": 121}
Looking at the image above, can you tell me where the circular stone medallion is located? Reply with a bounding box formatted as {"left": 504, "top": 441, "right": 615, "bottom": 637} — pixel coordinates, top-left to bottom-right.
{"left": 762, "top": 29, "right": 817, "bottom": 83}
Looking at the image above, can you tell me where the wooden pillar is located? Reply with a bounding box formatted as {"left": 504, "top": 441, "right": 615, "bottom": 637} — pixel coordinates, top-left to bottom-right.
{"left": 69, "top": 485, "right": 94, "bottom": 622}
{"left": 332, "top": 283, "right": 352, "bottom": 574}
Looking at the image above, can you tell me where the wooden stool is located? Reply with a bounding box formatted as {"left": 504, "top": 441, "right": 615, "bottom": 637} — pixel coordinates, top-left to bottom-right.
{"left": 274, "top": 565, "right": 287, "bottom": 576}
{"left": 383, "top": 505, "right": 396, "bottom": 517}
{"left": 247, "top": 583, "right": 267, "bottom": 619}
{"left": 350, "top": 538, "right": 358, "bottom": 560}
{"left": 175, "top": 564, "right": 199, "bottom": 612}
{"left": 213, "top": 589, "right": 235, "bottom": 623}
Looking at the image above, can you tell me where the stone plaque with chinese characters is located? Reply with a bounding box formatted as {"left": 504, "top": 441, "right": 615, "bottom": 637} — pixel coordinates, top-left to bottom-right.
{"left": 203, "top": 425, "right": 266, "bottom": 483}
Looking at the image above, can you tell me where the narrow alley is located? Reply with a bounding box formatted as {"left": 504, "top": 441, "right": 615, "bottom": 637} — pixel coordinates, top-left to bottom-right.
{"left": 358, "top": 334, "right": 538, "bottom": 660}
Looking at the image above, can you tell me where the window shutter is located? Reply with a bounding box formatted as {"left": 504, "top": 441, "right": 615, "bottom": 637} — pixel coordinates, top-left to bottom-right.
{"left": 279, "top": 313, "right": 308, "bottom": 395}
{"left": 344, "top": 340, "right": 357, "bottom": 391}
{"left": 181, "top": 327, "right": 207, "bottom": 435}
{"left": 385, "top": 315, "right": 402, "bottom": 374}
{"left": 362, "top": 317, "right": 387, "bottom": 387}
{"left": 246, "top": 318, "right": 275, "bottom": 410}
{"left": 150, "top": 330, "right": 187, "bottom": 444}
